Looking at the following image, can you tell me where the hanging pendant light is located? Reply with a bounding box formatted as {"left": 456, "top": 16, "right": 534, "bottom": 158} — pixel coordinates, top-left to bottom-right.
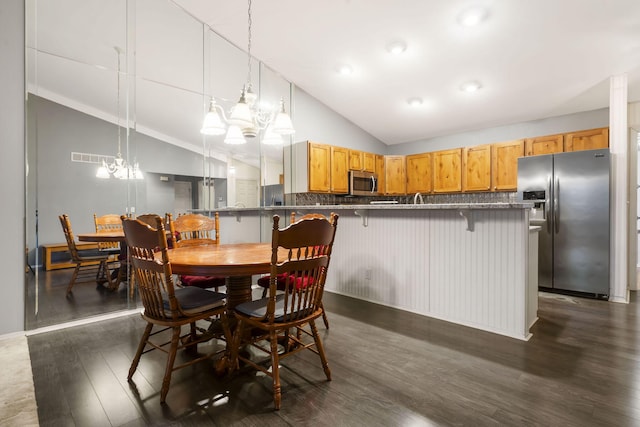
{"left": 200, "top": 0, "right": 294, "bottom": 144}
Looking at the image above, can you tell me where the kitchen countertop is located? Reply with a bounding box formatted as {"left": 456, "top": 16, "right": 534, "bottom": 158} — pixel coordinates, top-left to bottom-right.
{"left": 212, "top": 202, "right": 534, "bottom": 212}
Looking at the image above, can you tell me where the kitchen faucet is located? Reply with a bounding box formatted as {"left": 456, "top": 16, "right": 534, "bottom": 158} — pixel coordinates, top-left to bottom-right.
{"left": 413, "top": 192, "right": 424, "bottom": 204}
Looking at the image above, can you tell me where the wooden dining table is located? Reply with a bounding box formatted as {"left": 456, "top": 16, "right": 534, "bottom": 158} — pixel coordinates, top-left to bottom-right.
{"left": 77, "top": 231, "right": 128, "bottom": 289}
{"left": 165, "top": 242, "right": 277, "bottom": 309}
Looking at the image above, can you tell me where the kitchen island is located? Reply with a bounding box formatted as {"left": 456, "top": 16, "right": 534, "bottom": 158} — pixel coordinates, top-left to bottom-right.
{"left": 211, "top": 202, "right": 537, "bottom": 340}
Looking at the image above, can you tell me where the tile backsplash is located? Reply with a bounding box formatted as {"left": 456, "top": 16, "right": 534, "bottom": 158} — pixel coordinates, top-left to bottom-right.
{"left": 286, "top": 192, "right": 517, "bottom": 206}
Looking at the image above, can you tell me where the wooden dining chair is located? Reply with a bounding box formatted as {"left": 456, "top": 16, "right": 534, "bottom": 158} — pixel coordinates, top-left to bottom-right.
{"left": 256, "top": 212, "right": 331, "bottom": 329}
{"left": 121, "top": 215, "right": 231, "bottom": 404}
{"left": 167, "top": 212, "right": 226, "bottom": 291}
{"left": 229, "top": 213, "right": 339, "bottom": 410}
{"left": 58, "top": 214, "right": 114, "bottom": 295}
{"left": 93, "top": 213, "right": 123, "bottom": 255}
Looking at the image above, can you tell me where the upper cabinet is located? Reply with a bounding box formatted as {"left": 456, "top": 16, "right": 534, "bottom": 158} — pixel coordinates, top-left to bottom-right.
{"left": 492, "top": 139, "right": 524, "bottom": 191}
{"left": 307, "top": 142, "right": 331, "bottom": 193}
{"left": 375, "top": 155, "right": 386, "bottom": 195}
{"left": 384, "top": 155, "right": 406, "bottom": 195}
{"left": 462, "top": 145, "right": 491, "bottom": 192}
{"left": 565, "top": 127, "right": 609, "bottom": 152}
{"left": 406, "top": 153, "right": 432, "bottom": 194}
{"left": 331, "top": 146, "right": 349, "bottom": 193}
{"left": 363, "top": 152, "right": 376, "bottom": 172}
{"left": 525, "top": 134, "right": 563, "bottom": 156}
{"left": 349, "top": 150, "right": 363, "bottom": 170}
{"left": 433, "top": 149, "right": 462, "bottom": 193}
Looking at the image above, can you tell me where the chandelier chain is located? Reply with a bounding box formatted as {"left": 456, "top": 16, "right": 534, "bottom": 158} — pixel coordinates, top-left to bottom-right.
{"left": 246, "top": 0, "right": 252, "bottom": 86}
{"left": 116, "top": 47, "right": 122, "bottom": 157}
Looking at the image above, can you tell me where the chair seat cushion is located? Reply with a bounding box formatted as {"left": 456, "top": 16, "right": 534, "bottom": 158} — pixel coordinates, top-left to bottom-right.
{"left": 164, "top": 287, "right": 226, "bottom": 315}
{"left": 235, "top": 294, "right": 313, "bottom": 322}
{"left": 256, "top": 273, "right": 315, "bottom": 291}
{"left": 180, "top": 275, "right": 226, "bottom": 289}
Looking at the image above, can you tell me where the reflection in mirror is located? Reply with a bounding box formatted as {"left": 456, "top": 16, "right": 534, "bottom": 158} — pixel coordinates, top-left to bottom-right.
{"left": 25, "top": 0, "right": 292, "bottom": 330}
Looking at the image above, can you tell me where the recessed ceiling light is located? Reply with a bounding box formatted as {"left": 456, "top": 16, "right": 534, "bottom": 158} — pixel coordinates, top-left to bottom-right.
{"left": 386, "top": 40, "right": 407, "bottom": 55}
{"left": 460, "top": 81, "right": 482, "bottom": 92}
{"left": 457, "top": 6, "right": 488, "bottom": 27}
{"left": 338, "top": 64, "right": 353, "bottom": 75}
{"left": 407, "top": 97, "right": 423, "bottom": 107}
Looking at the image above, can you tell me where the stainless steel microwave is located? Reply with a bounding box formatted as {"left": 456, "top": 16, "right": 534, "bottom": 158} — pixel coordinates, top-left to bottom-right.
{"left": 349, "top": 170, "right": 379, "bottom": 196}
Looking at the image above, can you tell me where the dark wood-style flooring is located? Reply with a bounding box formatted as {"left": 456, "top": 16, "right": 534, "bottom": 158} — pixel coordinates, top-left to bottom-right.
{"left": 28, "top": 289, "right": 640, "bottom": 426}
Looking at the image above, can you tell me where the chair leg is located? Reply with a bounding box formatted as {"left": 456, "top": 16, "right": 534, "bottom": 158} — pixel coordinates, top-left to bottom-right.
{"left": 269, "top": 329, "right": 282, "bottom": 410}
{"left": 261, "top": 286, "right": 268, "bottom": 298}
{"left": 310, "top": 319, "right": 331, "bottom": 381}
{"left": 320, "top": 302, "right": 330, "bottom": 329}
{"left": 66, "top": 264, "right": 80, "bottom": 294}
{"left": 160, "top": 326, "right": 182, "bottom": 403}
{"left": 128, "top": 323, "right": 153, "bottom": 381}
{"left": 228, "top": 319, "right": 245, "bottom": 374}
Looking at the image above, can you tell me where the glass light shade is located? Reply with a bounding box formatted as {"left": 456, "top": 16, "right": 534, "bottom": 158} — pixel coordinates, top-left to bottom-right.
{"left": 200, "top": 109, "right": 226, "bottom": 135}
{"left": 261, "top": 125, "right": 284, "bottom": 145}
{"left": 228, "top": 100, "right": 254, "bottom": 128}
{"left": 272, "top": 111, "right": 295, "bottom": 135}
{"left": 224, "top": 125, "right": 247, "bottom": 145}
{"left": 96, "top": 165, "right": 110, "bottom": 179}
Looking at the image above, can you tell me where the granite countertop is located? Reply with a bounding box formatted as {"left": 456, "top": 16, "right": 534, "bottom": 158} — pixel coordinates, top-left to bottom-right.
{"left": 211, "top": 202, "right": 533, "bottom": 212}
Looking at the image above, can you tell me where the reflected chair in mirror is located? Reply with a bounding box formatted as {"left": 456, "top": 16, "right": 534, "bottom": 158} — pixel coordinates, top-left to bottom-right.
{"left": 58, "top": 214, "right": 114, "bottom": 295}
{"left": 121, "top": 216, "right": 231, "bottom": 404}
{"left": 93, "top": 213, "right": 127, "bottom": 286}
{"left": 256, "top": 212, "right": 331, "bottom": 329}
{"left": 167, "top": 212, "right": 226, "bottom": 291}
{"left": 229, "top": 213, "right": 339, "bottom": 410}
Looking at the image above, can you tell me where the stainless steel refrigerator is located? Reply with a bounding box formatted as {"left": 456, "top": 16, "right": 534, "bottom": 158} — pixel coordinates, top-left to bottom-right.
{"left": 517, "top": 148, "right": 610, "bottom": 298}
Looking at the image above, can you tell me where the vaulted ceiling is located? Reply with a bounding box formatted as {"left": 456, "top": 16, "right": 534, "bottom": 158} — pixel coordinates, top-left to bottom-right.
{"left": 174, "top": 0, "right": 640, "bottom": 145}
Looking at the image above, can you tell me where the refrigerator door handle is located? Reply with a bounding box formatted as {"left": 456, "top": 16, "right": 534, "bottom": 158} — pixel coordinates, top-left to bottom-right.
{"left": 545, "top": 175, "right": 552, "bottom": 233}
{"left": 554, "top": 176, "right": 560, "bottom": 233}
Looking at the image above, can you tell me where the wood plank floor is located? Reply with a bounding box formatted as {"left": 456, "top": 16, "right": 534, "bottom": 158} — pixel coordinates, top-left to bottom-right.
{"left": 28, "top": 290, "right": 640, "bottom": 426}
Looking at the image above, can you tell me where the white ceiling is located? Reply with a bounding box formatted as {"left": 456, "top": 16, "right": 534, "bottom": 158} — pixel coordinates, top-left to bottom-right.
{"left": 174, "top": 0, "right": 640, "bottom": 145}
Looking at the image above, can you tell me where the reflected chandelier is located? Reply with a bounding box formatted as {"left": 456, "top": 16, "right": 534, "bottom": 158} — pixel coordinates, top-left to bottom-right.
{"left": 200, "top": 0, "right": 295, "bottom": 145}
{"left": 96, "top": 47, "right": 143, "bottom": 180}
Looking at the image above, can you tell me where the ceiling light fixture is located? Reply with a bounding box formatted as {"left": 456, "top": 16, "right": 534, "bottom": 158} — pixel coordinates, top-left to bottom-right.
{"left": 200, "top": 0, "right": 294, "bottom": 145}
{"left": 96, "top": 47, "right": 143, "bottom": 180}
{"left": 460, "top": 81, "right": 482, "bottom": 92}
{"left": 457, "top": 6, "right": 488, "bottom": 27}
{"left": 338, "top": 64, "right": 354, "bottom": 75}
{"left": 407, "top": 97, "right": 423, "bottom": 107}
{"left": 386, "top": 40, "right": 407, "bottom": 55}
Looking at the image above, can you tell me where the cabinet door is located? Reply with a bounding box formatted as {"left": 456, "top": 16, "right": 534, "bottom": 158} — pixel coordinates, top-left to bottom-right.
{"left": 384, "top": 155, "right": 406, "bottom": 195}
{"left": 331, "top": 146, "right": 349, "bottom": 193}
{"left": 363, "top": 152, "right": 375, "bottom": 172}
{"left": 524, "top": 134, "right": 563, "bottom": 156}
{"left": 491, "top": 139, "right": 524, "bottom": 191}
{"left": 349, "top": 150, "right": 363, "bottom": 170}
{"left": 308, "top": 142, "right": 331, "bottom": 193}
{"left": 406, "top": 153, "right": 432, "bottom": 194}
{"left": 433, "top": 148, "right": 462, "bottom": 193}
{"left": 375, "top": 155, "right": 386, "bottom": 195}
{"left": 565, "top": 127, "right": 609, "bottom": 152}
{"left": 462, "top": 145, "right": 491, "bottom": 192}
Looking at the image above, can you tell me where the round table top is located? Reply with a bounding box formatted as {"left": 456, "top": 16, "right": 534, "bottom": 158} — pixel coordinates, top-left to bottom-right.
{"left": 166, "top": 242, "right": 276, "bottom": 277}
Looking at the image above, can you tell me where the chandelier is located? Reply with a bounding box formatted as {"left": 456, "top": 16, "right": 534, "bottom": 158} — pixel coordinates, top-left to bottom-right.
{"left": 96, "top": 47, "right": 143, "bottom": 180}
{"left": 200, "top": 0, "right": 295, "bottom": 145}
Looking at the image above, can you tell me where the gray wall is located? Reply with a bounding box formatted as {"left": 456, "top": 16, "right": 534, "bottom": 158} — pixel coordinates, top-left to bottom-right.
{"left": 26, "top": 96, "right": 226, "bottom": 258}
{"left": 391, "top": 108, "right": 610, "bottom": 155}
{"left": 0, "top": 0, "right": 25, "bottom": 335}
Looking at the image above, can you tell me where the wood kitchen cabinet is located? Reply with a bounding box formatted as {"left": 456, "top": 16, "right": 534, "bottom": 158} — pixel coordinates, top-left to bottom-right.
{"left": 406, "top": 153, "right": 432, "bottom": 194}
{"left": 491, "top": 139, "right": 524, "bottom": 191}
{"left": 433, "top": 148, "right": 462, "bottom": 193}
{"left": 307, "top": 142, "right": 331, "bottom": 193}
{"left": 462, "top": 144, "right": 491, "bottom": 192}
{"left": 564, "top": 127, "right": 609, "bottom": 152}
{"left": 384, "top": 155, "right": 406, "bottom": 195}
{"left": 349, "top": 150, "right": 363, "bottom": 170}
{"left": 331, "top": 146, "right": 349, "bottom": 193}
{"left": 375, "top": 154, "right": 386, "bottom": 194}
{"left": 525, "top": 134, "right": 564, "bottom": 156}
{"left": 363, "top": 152, "right": 376, "bottom": 172}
